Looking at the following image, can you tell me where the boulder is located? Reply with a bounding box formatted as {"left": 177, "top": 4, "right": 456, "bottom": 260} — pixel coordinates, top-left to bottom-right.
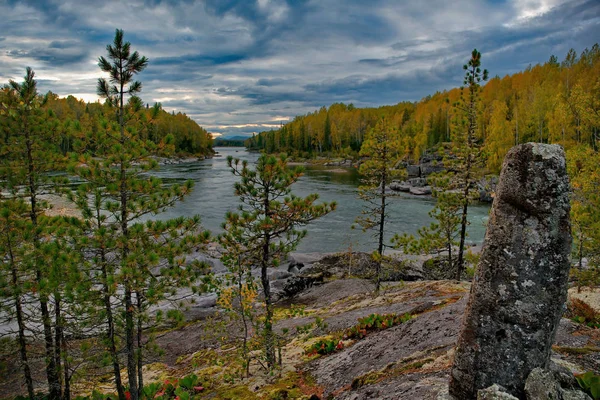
{"left": 409, "top": 186, "right": 432, "bottom": 196}
{"left": 281, "top": 274, "right": 324, "bottom": 298}
{"left": 406, "top": 164, "right": 421, "bottom": 177}
{"left": 449, "top": 143, "right": 572, "bottom": 399}
{"left": 477, "top": 385, "right": 518, "bottom": 400}
{"left": 288, "top": 266, "right": 300, "bottom": 274}
{"left": 408, "top": 177, "right": 428, "bottom": 187}
{"left": 269, "top": 270, "right": 293, "bottom": 280}
{"left": 421, "top": 164, "right": 445, "bottom": 176}
{"left": 525, "top": 367, "right": 592, "bottom": 400}
{"left": 524, "top": 368, "right": 563, "bottom": 400}
{"left": 389, "top": 181, "right": 411, "bottom": 192}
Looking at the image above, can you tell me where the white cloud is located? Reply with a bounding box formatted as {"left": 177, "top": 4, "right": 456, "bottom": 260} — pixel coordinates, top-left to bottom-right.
{"left": 0, "top": 0, "right": 597, "bottom": 136}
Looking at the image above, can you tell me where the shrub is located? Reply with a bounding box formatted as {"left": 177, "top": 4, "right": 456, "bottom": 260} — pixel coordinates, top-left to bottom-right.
{"left": 306, "top": 338, "right": 343, "bottom": 356}
{"left": 344, "top": 313, "right": 412, "bottom": 340}
{"left": 567, "top": 299, "right": 600, "bottom": 328}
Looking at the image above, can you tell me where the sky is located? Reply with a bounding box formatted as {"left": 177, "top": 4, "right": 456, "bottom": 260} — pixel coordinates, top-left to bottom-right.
{"left": 1, "top": 0, "right": 599, "bottom": 137}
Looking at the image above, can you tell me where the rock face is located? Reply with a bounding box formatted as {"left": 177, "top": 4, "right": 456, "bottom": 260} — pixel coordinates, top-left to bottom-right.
{"left": 449, "top": 143, "right": 573, "bottom": 399}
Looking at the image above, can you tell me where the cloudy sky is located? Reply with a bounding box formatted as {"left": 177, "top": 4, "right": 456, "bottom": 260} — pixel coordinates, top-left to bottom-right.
{"left": 1, "top": 0, "right": 598, "bottom": 137}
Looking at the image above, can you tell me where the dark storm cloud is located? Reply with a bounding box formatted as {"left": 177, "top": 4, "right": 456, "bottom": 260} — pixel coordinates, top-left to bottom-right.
{"left": 0, "top": 0, "right": 598, "bottom": 136}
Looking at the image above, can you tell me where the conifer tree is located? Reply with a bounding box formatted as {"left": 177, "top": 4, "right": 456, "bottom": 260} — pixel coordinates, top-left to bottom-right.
{"left": 69, "top": 28, "right": 210, "bottom": 400}
{"left": 0, "top": 67, "right": 65, "bottom": 399}
{"left": 96, "top": 28, "right": 148, "bottom": 399}
{"left": 392, "top": 178, "right": 461, "bottom": 270}
{"left": 226, "top": 154, "right": 335, "bottom": 368}
{"left": 355, "top": 117, "right": 404, "bottom": 292}
{"left": 447, "top": 49, "right": 488, "bottom": 279}
{"left": 0, "top": 199, "right": 35, "bottom": 398}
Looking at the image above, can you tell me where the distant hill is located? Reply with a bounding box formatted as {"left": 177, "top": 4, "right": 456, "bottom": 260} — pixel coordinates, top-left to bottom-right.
{"left": 213, "top": 135, "right": 248, "bottom": 147}
{"left": 223, "top": 135, "right": 250, "bottom": 141}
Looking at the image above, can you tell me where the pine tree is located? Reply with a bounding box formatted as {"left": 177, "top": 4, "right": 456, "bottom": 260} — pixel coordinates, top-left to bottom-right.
{"left": 0, "top": 68, "right": 65, "bottom": 399}
{"left": 0, "top": 199, "right": 35, "bottom": 398}
{"left": 355, "top": 117, "right": 404, "bottom": 292}
{"left": 392, "top": 178, "right": 462, "bottom": 271}
{"left": 447, "top": 49, "right": 488, "bottom": 279}
{"left": 96, "top": 28, "right": 149, "bottom": 399}
{"left": 68, "top": 28, "right": 210, "bottom": 399}
{"left": 225, "top": 154, "right": 335, "bottom": 368}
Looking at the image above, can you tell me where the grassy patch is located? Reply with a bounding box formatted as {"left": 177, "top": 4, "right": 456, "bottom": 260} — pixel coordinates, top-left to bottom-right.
{"left": 350, "top": 358, "right": 435, "bottom": 390}
{"left": 553, "top": 345, "right": 600, "bottom": 356}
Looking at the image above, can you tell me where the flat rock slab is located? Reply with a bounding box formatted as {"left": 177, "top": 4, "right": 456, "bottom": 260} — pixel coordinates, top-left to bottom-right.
{"left": 291, "top": 280, "right": 597, "bottom": 400}
{"left": 306, "top": 296, "right": 468, "bottom": 397}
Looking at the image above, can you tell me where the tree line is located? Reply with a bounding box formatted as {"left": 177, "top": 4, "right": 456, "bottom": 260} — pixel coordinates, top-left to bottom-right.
{"left": 3, "top": 86, "right": 212, "bottom": 159}
{"left": 247, "top": 44, "right": 600, "bottom": 173}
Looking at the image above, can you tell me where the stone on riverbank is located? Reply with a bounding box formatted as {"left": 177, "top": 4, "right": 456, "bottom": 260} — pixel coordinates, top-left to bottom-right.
{"left": 449, "top": 143, "right": 572, "bottom": 399}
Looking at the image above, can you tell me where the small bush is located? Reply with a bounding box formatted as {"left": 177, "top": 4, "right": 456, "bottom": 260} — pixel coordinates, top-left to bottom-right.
{"left": 567, "top": 299, "right": 600, "bottom": 328}
{"left": 306, "top": 338, "right": 343, "bottom": 356}
{"left": 344, "top": 313, "right": 412, "bottom": 340}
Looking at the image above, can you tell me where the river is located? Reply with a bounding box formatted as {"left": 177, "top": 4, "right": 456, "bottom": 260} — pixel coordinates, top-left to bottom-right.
{"left": 150, "top": 147, "right": 490, "bottom": 253}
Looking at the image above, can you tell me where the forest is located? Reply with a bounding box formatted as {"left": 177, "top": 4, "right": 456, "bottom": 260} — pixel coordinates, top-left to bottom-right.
{"left": 2, "top": 91, "right": 213, "bottom": 158}
{"left": 247, "top": 45, "right": 600, "bottom": 174}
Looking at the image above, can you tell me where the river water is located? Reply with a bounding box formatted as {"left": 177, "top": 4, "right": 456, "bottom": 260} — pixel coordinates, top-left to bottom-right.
{"left": 150, "top": 147, "right": 490, "bottom": 253}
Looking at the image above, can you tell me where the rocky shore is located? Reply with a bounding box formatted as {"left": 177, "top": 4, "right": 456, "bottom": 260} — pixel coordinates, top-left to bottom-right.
{"left": 154, "top": 154, "right": 211, "bottom": 165}
{"left": 2, "top": 248, "right": 598, "bottom": 399}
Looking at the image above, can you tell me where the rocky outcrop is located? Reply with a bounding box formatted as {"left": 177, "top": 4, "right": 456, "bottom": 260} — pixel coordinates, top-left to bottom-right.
{"left": 389, "top": 177, "right": 432, "bottom": 196}
{"left": 476, "top": 176, "right": 498, "bottom": 203}
{"left": 524, "top": 367, "right": 592, "bottom": 400}
{"left": 406, "top": 151, "right": 446, "bottom": 179}
{"left": 449, "top": 143, "right": 573, "bottom": 399}
{"left": 477, "top": 385, "right": 518, "bottom": 400}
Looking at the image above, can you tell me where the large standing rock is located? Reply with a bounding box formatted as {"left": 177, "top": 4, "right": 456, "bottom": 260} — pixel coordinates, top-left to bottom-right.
{"left": 449, "top": 143, "right": 572, "bottom": 399}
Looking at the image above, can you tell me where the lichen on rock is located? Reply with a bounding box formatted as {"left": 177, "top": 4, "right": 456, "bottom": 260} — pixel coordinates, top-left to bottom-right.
{"left": 449, "top": 143, "right": 573, "bottom": 399}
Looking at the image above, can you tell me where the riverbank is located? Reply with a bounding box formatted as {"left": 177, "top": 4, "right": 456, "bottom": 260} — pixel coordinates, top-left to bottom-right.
{"left": 3, "top": 249, "right": 596, "bottom": 399}
{"left": 33, "top": 147, "right": 492, "bottom": 255}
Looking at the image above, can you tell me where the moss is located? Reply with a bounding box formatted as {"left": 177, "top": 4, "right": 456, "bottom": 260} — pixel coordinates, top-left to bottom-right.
{"left": 351, "top": 370, "right": 385, "bottom": 389}
{"left": 349, "top": 358, "right": 435, "bottom": 391}
{"left": 255, "top": 371, "right": 321, "bottom": 400}
{"left": 396, "top": 358, "right": 434, "bottom": 373}
{"left": 553, "top": 346, "right": 600, "bottom": 355}
{"left": 215, "top": 385, "right": 258, "bottom": 399}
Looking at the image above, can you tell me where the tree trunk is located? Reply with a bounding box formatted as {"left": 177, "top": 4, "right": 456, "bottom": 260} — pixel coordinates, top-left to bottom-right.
{"left": 62, "top": 327, "right": 70, "bottom": 400}
{"left": 376, "top": 172, "right": 386, "bottom": 293}
{"left": 261, "top": 191, "right": 276, "bottom": 368}
{"left": 40, "top": 287, "right": 60, "bottom": 400}
{"left": 8, "top": 235, "right": 34, "bottom": 399}
{"left": 54, "top": 295, "right": 63, "bottom": 398}
{"left": 25, "top": 123, "right": 61, "bottom": 400}
{"left": 119, "top": 78, "right": 138, "bottom": 400}
{"left": 100, "top": 250, "right": 125, "bottom": 400}
{"left": 124, "top": 287, "right": 137, "bottom": 399}
{"left": 261, "top": 237, "right": 275, "bottom": 368}
{"left": 136, "top": 293, "right": 144, "bottom": 398}
{"left": 447, "top": 237, "right": 453, "bottom": 273}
